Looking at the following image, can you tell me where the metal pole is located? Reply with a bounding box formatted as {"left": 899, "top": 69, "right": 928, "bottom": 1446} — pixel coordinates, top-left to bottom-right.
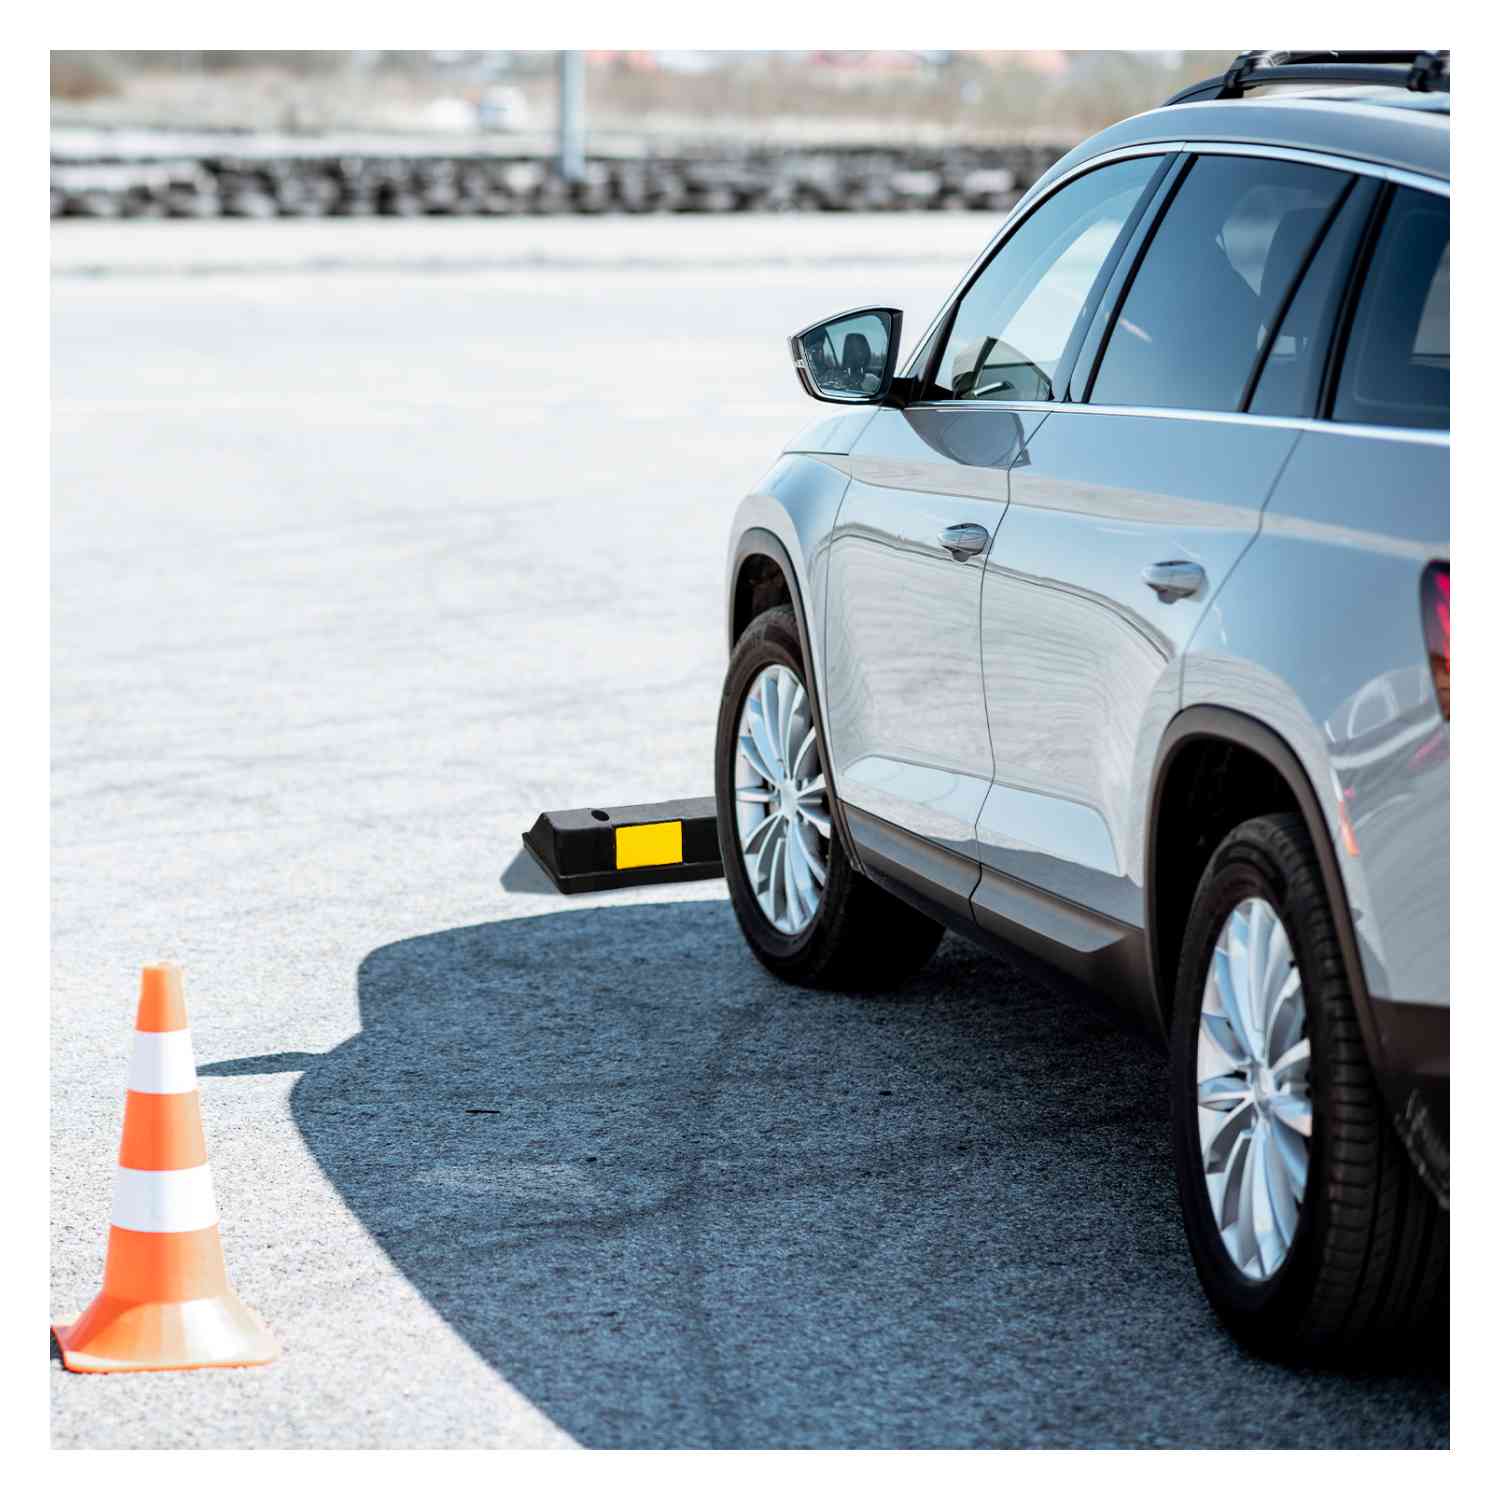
{"left": 558, "top": 50, "right": 585, "bottom": 183}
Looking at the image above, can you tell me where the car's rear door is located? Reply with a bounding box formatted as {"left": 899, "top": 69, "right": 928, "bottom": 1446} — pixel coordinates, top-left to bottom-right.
{"left": 1186, "top": 180, "right": 1451, "bottom": 1008}
{"left": 968, "top": 151, "right": 1358, "bottom": 1009}
{"left": 820, "top": 152, "right": 1168, "bottom": 921}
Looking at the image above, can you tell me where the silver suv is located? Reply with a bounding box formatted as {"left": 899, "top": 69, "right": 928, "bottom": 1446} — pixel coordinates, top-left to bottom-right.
{"left": 715, "top": 53, "right": 1449, "bottom": 1361}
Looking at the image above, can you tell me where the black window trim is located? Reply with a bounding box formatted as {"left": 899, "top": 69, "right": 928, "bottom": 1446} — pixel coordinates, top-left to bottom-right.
{"left": 1243, "top": 174, "right": 1384, "bottom": 421}
{"left": 1234, "top": 174, "right": 1356, "bottom": 415}
{"left": 1076, "top": 153, "right": 1195, "bottom": 405}
{"left": 1318, "top": 180, "right": 1394, "bottom": 421}
{"left": 1064, "top": 152, "right": 1192, "bottom": 402}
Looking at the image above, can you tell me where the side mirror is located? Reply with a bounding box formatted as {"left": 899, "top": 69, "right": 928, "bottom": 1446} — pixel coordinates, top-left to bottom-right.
{"left": 788, "top": 307, "right": 904, "bottom": 405}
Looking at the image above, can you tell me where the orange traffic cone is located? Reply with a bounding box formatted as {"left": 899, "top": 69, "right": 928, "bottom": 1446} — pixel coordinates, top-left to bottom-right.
{"left": 52, "top": 964, "right": 279, "bottom": 1373}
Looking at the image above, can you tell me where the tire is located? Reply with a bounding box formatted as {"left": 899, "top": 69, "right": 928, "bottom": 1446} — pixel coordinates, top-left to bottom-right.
{"left": 715, "top": 605, "right": 943, "bottom": 989}
{"left": 1169, "top": 812, "right": 1448, "bottom": 1362}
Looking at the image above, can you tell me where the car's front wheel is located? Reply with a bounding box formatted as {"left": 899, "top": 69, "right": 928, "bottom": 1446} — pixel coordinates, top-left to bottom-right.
{"left": 1169, "top": 812, "right": 1447, "bottom": 1361}
{"left": 715, "top": 605, "right": 942, "bottom": 989}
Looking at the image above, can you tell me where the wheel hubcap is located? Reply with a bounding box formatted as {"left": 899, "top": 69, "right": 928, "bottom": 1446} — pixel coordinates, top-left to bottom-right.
{"left": 1196, "top": 897, "right": 1313, "bottom": 1281}
{"left": 733, "top": 664, "right": 830, "bottom": 935}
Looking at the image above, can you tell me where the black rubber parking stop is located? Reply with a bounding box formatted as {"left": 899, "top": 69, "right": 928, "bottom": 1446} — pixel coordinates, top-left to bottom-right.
{"left": 522, "top": 797, "right": 723, "bottom": 894}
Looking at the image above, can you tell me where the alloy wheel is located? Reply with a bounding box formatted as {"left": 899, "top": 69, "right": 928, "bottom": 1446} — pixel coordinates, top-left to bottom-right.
{"left": 1196, "top": 897, "right": 1313, "bottom": 1281}
{"left": 733, "top": 664, "right": 830, "bottom": 935}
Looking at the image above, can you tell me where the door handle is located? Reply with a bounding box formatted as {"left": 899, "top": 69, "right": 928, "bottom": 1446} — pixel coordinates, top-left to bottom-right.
{"left": 1142, "top": 560, "right": 1206, "bottom": 603}
{"left": 940, "top": 523, "right": 990, "bottom": 562}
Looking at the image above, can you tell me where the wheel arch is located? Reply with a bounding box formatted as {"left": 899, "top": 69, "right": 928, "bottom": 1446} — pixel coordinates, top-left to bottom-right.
{"left": 1146, "top": 706, "right": 1382, "bottom": 1070}
{"left": 730, "top": 549, "right": 794, "bottom": 649}
{"left": 727, "top": 527, "right": 863, "bottom": 875}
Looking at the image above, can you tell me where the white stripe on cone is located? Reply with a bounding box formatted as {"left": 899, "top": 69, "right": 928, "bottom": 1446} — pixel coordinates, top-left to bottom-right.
{"left": 126, "top": 1030, "right": 198, "bottom": 1095}
{"left": 110, "top": 1164, "right": 220, "bottom": 1234}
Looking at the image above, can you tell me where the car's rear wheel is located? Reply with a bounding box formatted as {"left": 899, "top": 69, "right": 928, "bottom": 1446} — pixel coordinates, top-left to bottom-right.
{"left": 1169, "top": 813, "right": 1447, "bottom": 1361}
{"left": 715, "top": 605, "right": 943, "bottom": 989}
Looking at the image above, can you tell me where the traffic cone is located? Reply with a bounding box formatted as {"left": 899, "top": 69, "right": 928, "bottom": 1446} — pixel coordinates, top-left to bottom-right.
{"left": 52, "top": 964, "right": 279, "bottom": 1373}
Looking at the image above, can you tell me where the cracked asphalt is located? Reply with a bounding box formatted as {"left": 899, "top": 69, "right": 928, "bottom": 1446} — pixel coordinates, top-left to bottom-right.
{"left": 50, "top": 217, "right": 1448, "bottom": 1447}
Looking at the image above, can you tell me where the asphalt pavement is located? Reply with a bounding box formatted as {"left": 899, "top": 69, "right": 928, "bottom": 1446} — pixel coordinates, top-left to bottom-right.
{"left": 50, "top": 215, "right": 1448, "bottom": 1447}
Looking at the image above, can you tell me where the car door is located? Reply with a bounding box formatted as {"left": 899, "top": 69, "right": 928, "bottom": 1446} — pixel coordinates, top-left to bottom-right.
{"left": 968, "top": 151, "right": 1357, "bottom": 1004}
{"left": 820, "top": 152, "right": 1170, "bottom": 920}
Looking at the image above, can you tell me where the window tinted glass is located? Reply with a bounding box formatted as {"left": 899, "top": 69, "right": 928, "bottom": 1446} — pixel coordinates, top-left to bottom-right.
{"left": 1090, "top": 155, "right": 1348, "bottom": 412}
{"left": 929, "top": 155, "right": 1159, "bottom": 402}
{"left": 1249, "top": 181, "right": 1371, "bottom": 418}
{"left": 1333, "top": 188, "right": 1449, "bottom": 431}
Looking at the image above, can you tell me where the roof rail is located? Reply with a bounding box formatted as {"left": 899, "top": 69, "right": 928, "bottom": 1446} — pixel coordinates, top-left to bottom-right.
{"left": 1163, "top": 50, "right": 1449, "bottom": 106}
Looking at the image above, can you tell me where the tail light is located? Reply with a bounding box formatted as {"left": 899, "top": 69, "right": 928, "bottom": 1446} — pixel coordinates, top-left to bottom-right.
{"left": 1421, "top": 562, "right": 1449, "bottom": 720}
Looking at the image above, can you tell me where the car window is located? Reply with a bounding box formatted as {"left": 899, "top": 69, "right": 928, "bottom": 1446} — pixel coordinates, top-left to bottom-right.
{"left": 1248, "top": 180, "right": 1374, "bottom": 419}
{"left": 927, "top": 155, "right": 1161, "bottom": 403}
{"left": 1088, "top": 155, "right": 1350, "bottom": 412}
{"left": 1333, "top": 188, "right": 1449, "bottom": 431}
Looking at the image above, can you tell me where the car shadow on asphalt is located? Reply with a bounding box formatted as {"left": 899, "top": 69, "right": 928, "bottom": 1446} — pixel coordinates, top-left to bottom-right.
{"left": 284, "top": 899, "right": 1447, "bottom": 1448}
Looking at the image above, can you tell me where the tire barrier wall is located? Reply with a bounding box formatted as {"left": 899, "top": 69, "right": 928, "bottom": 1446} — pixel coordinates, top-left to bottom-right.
{"left": 51, "top": 132, "right": 1074, "bottom": 220}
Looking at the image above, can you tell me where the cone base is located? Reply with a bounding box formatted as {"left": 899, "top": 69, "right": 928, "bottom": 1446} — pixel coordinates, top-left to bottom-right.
{"left": 53, "top": 1291, "right": 279, "bottom": 1374}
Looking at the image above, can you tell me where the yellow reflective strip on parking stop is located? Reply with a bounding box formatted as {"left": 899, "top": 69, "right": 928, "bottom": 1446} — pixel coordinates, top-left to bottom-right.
{"left": 615, "top": 821, "right": 683, "bottom": 870}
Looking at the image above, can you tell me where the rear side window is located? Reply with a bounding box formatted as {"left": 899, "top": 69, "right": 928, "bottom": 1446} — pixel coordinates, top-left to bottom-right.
{"left": 1088, "top": 155, "right": 1349, "bottom": 412}
{"left": 1333, "top": 188, "right": 1449, "bottom": 431}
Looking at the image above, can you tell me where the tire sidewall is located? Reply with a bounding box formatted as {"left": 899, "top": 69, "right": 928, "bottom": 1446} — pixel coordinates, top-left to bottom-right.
{"left": 1169, "top": 824, "right": 1333, "bottom": 1335}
